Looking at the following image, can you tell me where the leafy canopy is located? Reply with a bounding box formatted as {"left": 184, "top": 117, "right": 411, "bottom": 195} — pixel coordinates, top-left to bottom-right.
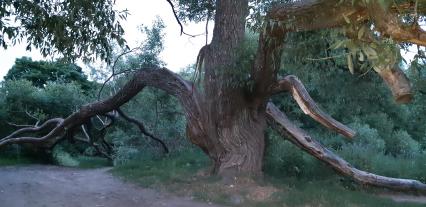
{"left": 4, "top": 57, "right": 93, "bottom": 90}
{"left": 0, "top": 0, "right": 128, "bottom": 62}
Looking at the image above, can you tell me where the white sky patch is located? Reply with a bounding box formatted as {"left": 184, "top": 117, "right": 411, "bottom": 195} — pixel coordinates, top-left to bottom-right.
{"left": 0, "top": 0, "right": 213, "bottom": 80}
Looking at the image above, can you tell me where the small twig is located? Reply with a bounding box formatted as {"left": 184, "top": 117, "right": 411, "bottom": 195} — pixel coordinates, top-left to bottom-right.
{"left": 306, "top": 53, "right": 346, "bottom": 61}
{"left": 358, "top": 68, "right": 372, "bottom": 78}
{"left": 97, "top": 69, "right": 137, "bottom": 100}
{"left": 6, "top": 122, "right": 33, "bottom": 128}
{"left": 25, "top": 110, "right": 40, "bottom": 122}
{"left": 117, "top": 108, "right": 169, "bottom": 154}
{"left": 165, "top": 0, "right": 203, "bottom": 38}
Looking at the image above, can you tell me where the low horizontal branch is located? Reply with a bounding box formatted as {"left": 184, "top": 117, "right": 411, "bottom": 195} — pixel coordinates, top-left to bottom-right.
{"left": 266, "top": 102, "right": 426, "bottom": 192}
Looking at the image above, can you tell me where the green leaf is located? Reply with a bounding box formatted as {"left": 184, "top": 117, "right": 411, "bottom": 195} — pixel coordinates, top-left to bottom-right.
{"left": 358, "top": 26, "right": 366, "bottom": 39}
{"left": 347, "top": 54, "right": 354, "bottom": 74}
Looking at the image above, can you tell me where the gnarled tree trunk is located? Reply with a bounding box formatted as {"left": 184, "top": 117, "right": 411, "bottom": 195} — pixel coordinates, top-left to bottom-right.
{"left": 189, "top": 0, "right": 267, "bottom": 176}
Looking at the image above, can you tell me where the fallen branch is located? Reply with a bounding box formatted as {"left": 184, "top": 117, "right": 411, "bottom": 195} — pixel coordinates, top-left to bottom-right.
{"left": 266, "top": 102, "right": 426, "bottom": 192}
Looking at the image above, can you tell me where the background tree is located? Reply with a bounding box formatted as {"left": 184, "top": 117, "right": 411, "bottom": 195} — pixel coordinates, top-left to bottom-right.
{"left": 4, "top": 57, "right": 93, "bottom": 90}
{"left": 2, "top": 0, "right": 426, "bottom": 192}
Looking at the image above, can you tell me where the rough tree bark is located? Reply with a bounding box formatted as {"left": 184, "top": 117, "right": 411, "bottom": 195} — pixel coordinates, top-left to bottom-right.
{"left": 2, "top": 0, "right": 426, "bottom": 192}
{"left": 194, "top": 0, "right": 266, "bottom": 176}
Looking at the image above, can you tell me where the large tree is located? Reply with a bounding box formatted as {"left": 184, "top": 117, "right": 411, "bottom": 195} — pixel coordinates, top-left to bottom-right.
{"left": 2, "top": 0, "right": 426, "bottom": 192}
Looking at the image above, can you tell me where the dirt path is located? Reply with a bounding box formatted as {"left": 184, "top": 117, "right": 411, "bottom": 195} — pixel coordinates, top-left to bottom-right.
{"left": 0, "top": 165, "right": 223, "bottom": 207}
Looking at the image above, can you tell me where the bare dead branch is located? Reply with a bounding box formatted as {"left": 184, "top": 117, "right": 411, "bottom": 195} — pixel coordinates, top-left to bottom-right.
{"left": 116, "top": 108, "right": 169, "bottom": 154}
{"left": 0, "top": 118, "right": 65, "bottom": 147}
{"left": 98, "top": 46, "right": 142, "bottom": 100}
{"left": 271, "top": 75, "right": 356, "bottom": 138}
{"left": 6, "top": 122, "right": 34, "bottom": 128}
{"left": 266, "top": 102, "right": 426, "bottom": 192}
{"left": 80, "top": 125, "right": 113, "bottom": 160}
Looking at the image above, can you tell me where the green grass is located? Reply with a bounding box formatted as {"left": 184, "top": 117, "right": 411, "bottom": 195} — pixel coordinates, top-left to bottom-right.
{"left": 75, "top": 156, "right": 111, "bottom": 168}
{"left": 0, "top": 156, "right": 38, "bottom": 166}
{"left": 0, "top": 152, "right": 110, "bottom": 169}
{"left": 111, "top": 149, "right": 426, "bottom": 207}
{"left": 259, "top": 177, "right": 425, "bottom": 207}
{"left": 111, "top": 148, "right": 210, "bottom": 187}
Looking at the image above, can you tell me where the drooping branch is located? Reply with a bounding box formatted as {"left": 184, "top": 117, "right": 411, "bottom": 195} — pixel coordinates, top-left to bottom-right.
{"left": 266, "top": 102, "right": 426, "bottom": 192}
{"left": 116, "top": 108, "right": 169, "bottom": 154}
{"left": 271, "top": 75, "right": 356, "bottom": 138}
{"left": 0, "top": 68, "right": 204, "bottom": 151}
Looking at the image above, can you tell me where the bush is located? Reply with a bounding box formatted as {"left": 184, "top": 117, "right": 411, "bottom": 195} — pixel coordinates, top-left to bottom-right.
{"left": 386, "top": 130, "right": 421, "bottom": 158}
{"left": 52, "top": 145, "right": 79, "bottom": 167}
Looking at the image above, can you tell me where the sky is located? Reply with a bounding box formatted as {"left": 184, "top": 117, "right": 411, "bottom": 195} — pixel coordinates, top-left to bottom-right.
{"left": 0, "top": 0, "right": 213, "bottom": 80}
{"left": 0, "top": 1, "right": 421, "bottom": 80}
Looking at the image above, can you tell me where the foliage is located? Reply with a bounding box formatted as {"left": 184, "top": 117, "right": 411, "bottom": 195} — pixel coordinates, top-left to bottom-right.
{"left": 264, "top": 29, "right": 426, "bottom": 183}
{"left": 172, "top": 0, "right": 215, "bottom": 23}
{"left": 0, "top": 0, "right": 127, "bottom": 62}
{"left": 52, "top": 145, "right": 80, "bottom": 167}
{"left": 4, "top": 57, "right": 93, "bottom": 90}
{"left": 124, "top": 18, "right": 166, "bottom": 69}
{"left": 0, "top": 79, "right": 91, "bottom": 130}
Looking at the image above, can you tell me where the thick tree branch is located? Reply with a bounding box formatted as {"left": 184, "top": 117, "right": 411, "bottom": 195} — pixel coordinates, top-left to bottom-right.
{"left": 368, "top": 1, "right": 426, "bottom": 47}
{"left": 0, "top": 68, "right": 204, "bottom": 150}
{"left": 116, "top": 108, "right": 169, "bottom": 154}
{"left": 268, "top": 0, "right": 367, "bottom": 34}
{"left": 271, "top": 75, "right": 356, "bottom": 138}
{"left": 376, "top": 65, "right": 413, "bottom": 104}
{"left": 266, "top": 102, "right": 426, "bottom": 192}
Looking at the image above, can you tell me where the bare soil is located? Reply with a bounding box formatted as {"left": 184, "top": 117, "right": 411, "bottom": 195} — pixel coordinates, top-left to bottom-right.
{"left": 0, "top": 165, "right": 223, "bottom": 207}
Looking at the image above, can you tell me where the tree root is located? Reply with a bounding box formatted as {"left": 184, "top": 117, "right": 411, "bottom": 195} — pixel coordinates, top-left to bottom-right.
{"left": 266, "top": 102, "right": 426, "bottom": 193}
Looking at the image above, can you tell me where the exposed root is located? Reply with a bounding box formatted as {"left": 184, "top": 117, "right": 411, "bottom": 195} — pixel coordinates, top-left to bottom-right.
{"left": 266, "top": 102, "right": 426, "bottom": 193}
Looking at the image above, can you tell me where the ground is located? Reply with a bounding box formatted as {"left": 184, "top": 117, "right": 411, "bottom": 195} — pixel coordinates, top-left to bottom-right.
{"left": 0, "top": 165, "right": 223, "bottom": 207}
{"left": 1, "top": 164, "right": 426, "bottom": 207}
